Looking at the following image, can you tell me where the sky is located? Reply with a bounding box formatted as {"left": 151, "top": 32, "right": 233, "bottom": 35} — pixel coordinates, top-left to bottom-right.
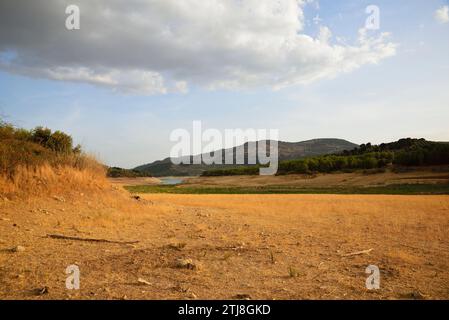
{"left": 0, "top": 0, "right": 448, "bottom": 168}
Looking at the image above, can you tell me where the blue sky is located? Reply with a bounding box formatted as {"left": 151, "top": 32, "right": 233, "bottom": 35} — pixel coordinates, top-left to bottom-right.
{"left": 0, "top": 0, "right": 448, "bottom": 168}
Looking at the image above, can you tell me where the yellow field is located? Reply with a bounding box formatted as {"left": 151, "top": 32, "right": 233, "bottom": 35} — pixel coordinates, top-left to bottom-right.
{"left": 1, "top": 191, "right": 448, "bottom": 299}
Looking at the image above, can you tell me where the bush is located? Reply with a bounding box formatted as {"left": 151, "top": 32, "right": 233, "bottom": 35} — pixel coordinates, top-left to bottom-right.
{"left": 47, "top": 130, "right": 73, "bottom": 153}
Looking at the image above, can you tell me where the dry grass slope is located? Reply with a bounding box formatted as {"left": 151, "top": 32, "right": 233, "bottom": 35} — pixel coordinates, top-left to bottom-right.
{"left": 0, "top": 156, "right": 109, "bottom": 199}
{"left": 0, "top": 122, "right": 109, "bottom": 199}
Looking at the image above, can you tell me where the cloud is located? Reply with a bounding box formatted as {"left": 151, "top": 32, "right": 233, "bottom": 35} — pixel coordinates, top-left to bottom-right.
{"left": 0, "top": 0, "right": 396, "bottom": 95}
{"left": 435, "top": 5, "right": 449, "bottom": 24}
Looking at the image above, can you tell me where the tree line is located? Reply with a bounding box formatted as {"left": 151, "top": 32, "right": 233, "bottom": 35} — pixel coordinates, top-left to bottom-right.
{"left": 202, "top": 138, "right": 449, "bottom": 176}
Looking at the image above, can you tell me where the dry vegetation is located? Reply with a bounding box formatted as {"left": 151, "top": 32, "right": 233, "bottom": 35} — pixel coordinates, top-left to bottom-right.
{"left": 0, "top": 158, "right": 108, "bottom": 199}
{"left": 0, "top": 121, "right": 108, "bottom": 199}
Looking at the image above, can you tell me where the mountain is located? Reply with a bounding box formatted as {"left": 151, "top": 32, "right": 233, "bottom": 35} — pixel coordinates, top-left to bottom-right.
{"left": 134, "top": 138, "right": 359, "bottom": 177}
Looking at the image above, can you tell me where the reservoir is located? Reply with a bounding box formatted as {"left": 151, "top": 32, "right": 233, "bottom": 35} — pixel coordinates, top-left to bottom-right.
{"left": 159, "top": 177, "right": 184, "bottom": 185}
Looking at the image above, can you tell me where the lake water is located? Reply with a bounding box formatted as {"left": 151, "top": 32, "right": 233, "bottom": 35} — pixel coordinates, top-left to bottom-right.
{"left": 159, "top": 177, "right": 184, "bottom": 185}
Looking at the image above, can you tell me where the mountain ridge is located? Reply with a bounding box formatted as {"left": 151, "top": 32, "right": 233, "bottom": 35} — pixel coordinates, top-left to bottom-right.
{"left": 134, "top": 138, "right": 359, "bottom": 177}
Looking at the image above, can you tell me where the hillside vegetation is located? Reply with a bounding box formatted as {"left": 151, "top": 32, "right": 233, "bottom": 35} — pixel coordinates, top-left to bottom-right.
{"left": 107, "top": 167, "right": 152, "bottom": 178}
{"left": 0, "top": 120, "right": 107, "bottom": 198}
{"left": 203, "top": 138, "right": 449, "bottom": 176}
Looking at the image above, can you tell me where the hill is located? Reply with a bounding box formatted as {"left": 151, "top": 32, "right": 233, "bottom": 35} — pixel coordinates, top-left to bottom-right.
{"left": 202, "top": 138, "right": 449, "bottom": 176}
{"left": 0, "top": 120, "right": 107, "bottom": 198}
{"left": 134, "top": 138, "right": 359, "bottom": 177}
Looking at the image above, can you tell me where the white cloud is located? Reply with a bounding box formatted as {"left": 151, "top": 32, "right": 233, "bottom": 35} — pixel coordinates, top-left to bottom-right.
{"left": 0, "top": 0, "right": 396, "bottom": 95}
{"left": 435, "top": 5, "right": 449, "bottom": 24}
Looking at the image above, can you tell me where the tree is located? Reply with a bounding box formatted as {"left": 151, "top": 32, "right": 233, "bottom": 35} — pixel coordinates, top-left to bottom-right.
{"left": 47, "top": 131, "right": 73, "bottom": 153}
{"left": 31, "top": 126, "right": 52, "bottom": 146}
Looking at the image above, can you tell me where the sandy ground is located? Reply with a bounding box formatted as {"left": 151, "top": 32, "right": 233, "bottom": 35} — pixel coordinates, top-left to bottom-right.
{"left": 1, "top": 190, "right": 448, "bottom": 300}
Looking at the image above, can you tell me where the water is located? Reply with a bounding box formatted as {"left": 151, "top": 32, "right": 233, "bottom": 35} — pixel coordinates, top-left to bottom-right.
{"left": 159, "top": 177, "right": 184, "bottom": 185}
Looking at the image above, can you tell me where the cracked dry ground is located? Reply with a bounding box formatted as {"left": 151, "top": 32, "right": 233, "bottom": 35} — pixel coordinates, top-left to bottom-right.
{"left": 1, "top": 193, "right": 449, "bottom": 299}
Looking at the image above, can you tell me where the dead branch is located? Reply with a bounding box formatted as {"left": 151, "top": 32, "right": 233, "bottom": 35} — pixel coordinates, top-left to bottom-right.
{"left": 341, "top": 248, "right": 373, "bottom": 257}
{"left": 46, "top": 233, "right": 139, "bottom": 245}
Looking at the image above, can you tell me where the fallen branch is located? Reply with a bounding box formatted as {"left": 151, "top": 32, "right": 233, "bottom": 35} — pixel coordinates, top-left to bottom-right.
{"left": 342, "top": 248, "right": 373, "bottom": 257}
{"left": 46, "top": 233, "right": 139, "bottom": 245}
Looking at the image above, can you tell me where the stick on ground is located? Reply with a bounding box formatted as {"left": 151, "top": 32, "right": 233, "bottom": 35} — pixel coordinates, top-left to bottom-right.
{"left": 342, "top": 248, "right": 373, "bottom": 257}
{"left": 46, "top": 233, "right": 139, "bottom": 245}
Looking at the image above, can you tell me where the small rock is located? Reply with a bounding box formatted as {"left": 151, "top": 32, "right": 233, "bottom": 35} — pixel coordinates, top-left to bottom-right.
{"left": 175, "top": 258, "right": 198, "bottom": 270}
{"left": 234, "top": 294, "right": 251, "bottom": 300}
{"left": 34, "top": 286, "right": 49, "bottom": 295}
{"left": 167, "top": 242, "right": 187, "bottom": 251}
{"left": 409, "top": 291, "right": 427, "bottom": 300}
{"left": 174, "top": 285, "right": 190, "bottom": 293}
{"left": 11, "top": 245, "right": 25, "bottom": 253}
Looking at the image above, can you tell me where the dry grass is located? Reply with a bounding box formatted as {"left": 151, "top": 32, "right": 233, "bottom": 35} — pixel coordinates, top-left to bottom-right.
{"left": 0, "top": 155, "right": 108, "bottom": 199}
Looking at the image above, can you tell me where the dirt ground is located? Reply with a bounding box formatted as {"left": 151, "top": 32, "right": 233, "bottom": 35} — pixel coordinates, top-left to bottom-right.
{"left": 1, "top": 188, "right": 448, "bottom": 300}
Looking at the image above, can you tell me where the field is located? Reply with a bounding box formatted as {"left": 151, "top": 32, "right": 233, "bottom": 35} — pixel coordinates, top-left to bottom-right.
{"left": 125, "top": 170, "right": 449, "bottom": 195}
{"left": 1, "top": 188, "right": 449, "bottom": 299}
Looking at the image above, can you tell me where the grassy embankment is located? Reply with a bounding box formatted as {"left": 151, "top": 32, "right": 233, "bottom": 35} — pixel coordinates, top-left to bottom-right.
{"left": 125, "top": 183, "right": 449, "bottom": 195}
{"left": 0, "top": 121, "right": 108, "bottom": 198}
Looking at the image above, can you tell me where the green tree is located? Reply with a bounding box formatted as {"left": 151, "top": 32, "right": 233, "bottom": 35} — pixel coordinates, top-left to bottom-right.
{"left": 31, "top": 126, "right": 52, "bottom": 146}
{"left": 47, "top": 131, "right": 73, "bottom": 153}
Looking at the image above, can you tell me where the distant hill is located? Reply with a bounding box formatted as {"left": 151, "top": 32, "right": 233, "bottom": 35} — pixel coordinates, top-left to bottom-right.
{"left": 203, "top": 138, "right": 449, "bottom": 177}
{"left": 107, "top": 167, "right": 153, "bottom": 178}
{"left": 134, "top": 138, "right": 359, "bottom": 177}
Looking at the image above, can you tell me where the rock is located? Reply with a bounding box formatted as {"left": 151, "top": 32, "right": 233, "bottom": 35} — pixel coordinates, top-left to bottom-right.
{"left": 234, "top": 294, "right": 251, "bottom": 300}
{"left": 175, "top": 258, "right": 198, "bottom": 270}
{"left": 132, "top": 195, "right": 141, "bottom": 201}
{"left": 409, "top": 291, "right": 427, "bottom": 300}
{"left": 11, "top": 245, "right": 26, "bottom": 253}
{"left": 34, "top": 286, "right": 49, "bottom": 295}
{"left": 174, "top": 284, "right": 190, "bottom": 293}
{"left": 167, "top": 242, "right": 187, "bottom": 251}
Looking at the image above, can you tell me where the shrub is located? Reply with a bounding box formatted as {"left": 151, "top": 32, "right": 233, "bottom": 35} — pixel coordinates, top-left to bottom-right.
{"left": 47, "top": 130, "right": 73, "bottom": 153}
